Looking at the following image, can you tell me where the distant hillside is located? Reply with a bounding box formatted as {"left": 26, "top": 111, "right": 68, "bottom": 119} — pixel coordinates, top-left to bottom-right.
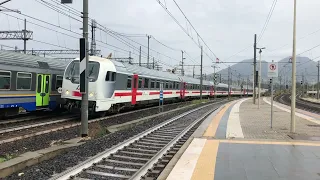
{"left": 207, "top": 56, "right": 317, "bottom": 85}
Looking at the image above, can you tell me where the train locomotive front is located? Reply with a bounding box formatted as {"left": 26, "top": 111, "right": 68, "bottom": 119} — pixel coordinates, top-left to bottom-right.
{"left": 61, "top": 56, "right": 116, "bottom": 114}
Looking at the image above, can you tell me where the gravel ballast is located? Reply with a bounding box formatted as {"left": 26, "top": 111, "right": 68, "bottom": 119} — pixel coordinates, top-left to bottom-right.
{"left": 5, "top": 100, "right": 226, "bottom": 180}
{"left": 0, "top": 101, "right": 195, "bottom": 159}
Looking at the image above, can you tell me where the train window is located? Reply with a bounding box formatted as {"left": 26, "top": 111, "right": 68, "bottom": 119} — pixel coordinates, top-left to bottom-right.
{"left": 151, "top": 80, "right": 155, "bottom": 89}
{"left": 17, "top": 72, "right": 32, "bottom": 90}
{"left": 105, "top": 72, "right": 116, "bottom": 81}
{"left": 37, "top": 75, "right": 42, "bottom": 93}
{"left": 138, "top": 78, "right": 142, "bottom": 88}
{"left": 0, "top": 71, "right": 11, "bottom": 90}
{"left": 156, "top": 81, "right": 160, "bottom": 88}
{"left": 144, "top": 78, "right": 149, "bottom": 89}
{"left": 165, "top": 81, "right": 169, "bottom": 89}
{"left": 45, "top": 76, "right": 49, "bottom": 93}
{"left": 111, "top": 72, "right": 116, "bottom": 81}
{"left": 105, "top": 72, "right": 111, "bottom": 81}
{"left": 127, "top": 76, "right": 132, "bottom": 88}
{"left": 170, "top": 82, "right": 173, "bottom": 89}
{"left": 56, "top": 75, "right": 63, "bottom": 90}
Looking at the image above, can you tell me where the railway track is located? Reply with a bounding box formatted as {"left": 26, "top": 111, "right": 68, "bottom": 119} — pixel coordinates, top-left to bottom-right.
{"left": 0, "top": 114, "right": 77, "bottom": 134}
{"left": 0, "top": 99, "right": 223, "bottom": 145}
{"left": 276, "top": 94, "right": 320, "bottom": 113}
{"left": 49, "top": 101, "right": 217, "bottom": 180}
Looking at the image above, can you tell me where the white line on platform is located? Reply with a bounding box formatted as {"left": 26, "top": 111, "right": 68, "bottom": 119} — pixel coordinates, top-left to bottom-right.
{"left": 166, "top": 138, "right": 207, "bottom": 180}
{"left": 226, "top": 98, "right": 247, "bottom": 139}
{"left": 263, "top": 97, "right": 320, "bottom": 125}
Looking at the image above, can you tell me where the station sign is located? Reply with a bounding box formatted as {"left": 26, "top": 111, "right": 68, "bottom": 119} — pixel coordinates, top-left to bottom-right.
{"left": 268, "top": 62, "right": 278, "bottom": 78}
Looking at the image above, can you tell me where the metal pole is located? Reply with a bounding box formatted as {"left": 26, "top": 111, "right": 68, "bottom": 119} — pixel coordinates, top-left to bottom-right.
{"left": 279, "top": 76, "right": 282, "bottom": 92}
{"left": 193, "top": 65, "right": 195, "bottom": 78}
{"left": 271, "top": 77, "right": 274, "bottom": 128}
{"left": 147, "top": 35, "right": 150, "bottom": 68}
{"left": 81, "top": 0, "right": 89, "bottom": 137}
{"left": 302, "top": 74, "right": 304, "bottom": 96}
{"left": 317, "top": 61, "right": 319, "bottom": 99}
{"left": 258, "top": 49, "right": 262, "bottom": 109}
{"left": 214, "top": 66, "right": 216, "bottom": 99}
{"left": 228, "top": 66, "right": 230, "bottom": 100}
{"left": 291, "top": 0, "right": 297, "bottom": 133}
{"left": 153, "top": 57, "right": 155, "bottom": 69}
{"left": 253, "top": 34, "right": 257, "bottom": 104}
{"left": 24, "top": 19, "right": 26, "bottom": 54}
{"left": 252, "top": 63, "right": 254, "bottom": 100}
{"left": 200, "top": 46, "right": 203, "bottom": 100}
{"left": 181, "top": 50, "right": 184, "bottom": 76}
{"left": 139, "top": 46, "right": 141, "bottom": 66}
{"left": 247, "top": 76, "right": 249, "bottom": 97}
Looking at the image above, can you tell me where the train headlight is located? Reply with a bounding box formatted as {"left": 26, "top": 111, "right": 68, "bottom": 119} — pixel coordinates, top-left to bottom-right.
{"left": 89, "top": 92, "right": 94, "bottom": 97}
{"left": 65, "top": 90, "right": 69, "bottom": 95}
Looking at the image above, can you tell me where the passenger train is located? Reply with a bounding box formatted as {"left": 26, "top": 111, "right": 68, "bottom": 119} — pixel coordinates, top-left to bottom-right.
{"left": 61, "top": 56, "right": 253, "bottom": 115}
{"left": 0, "top": 50, "right": 70, "bottom": 118}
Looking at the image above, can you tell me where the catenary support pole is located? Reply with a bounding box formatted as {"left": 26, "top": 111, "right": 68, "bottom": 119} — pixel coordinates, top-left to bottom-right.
{"left": 147, "top": 35, "right": 151, "bottom": 68}
{"left": 317, "top": 61, "right": 319, "bottom": 99}
{"left": 200, "top": 46, "right": 203, "bottom": 100}
{"left": 24, "top": 19, "right": 26, "bottom": 54}
{"left": 139, "top": 46, "right": 141, "bottom": 66}
{"left": 291, "top": 0, "right": 297, "bottom": 133}
{"left": 258, "top": 49, "right": 262, "bottom": 109}
{"left": 253, "top": 34, "right": 257, "bottom": 104}
{"left": 81, "top": 0, "right": 89, "bottom": 137}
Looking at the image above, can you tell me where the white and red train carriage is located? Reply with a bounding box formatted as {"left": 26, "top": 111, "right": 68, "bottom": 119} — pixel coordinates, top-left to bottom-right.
{"left": 61, "top": 56, "right": 252, "bottom": 114}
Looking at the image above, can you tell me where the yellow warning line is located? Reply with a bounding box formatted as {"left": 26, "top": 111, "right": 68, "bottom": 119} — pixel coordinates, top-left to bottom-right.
{"left": 203, "top": 102, "right": 233, "bottom": 137}
{"left": 191, "top": 140, "right": 219, "bottom": 180}
{"left": 219, "top": 139, "right": 320, "bottom": 146}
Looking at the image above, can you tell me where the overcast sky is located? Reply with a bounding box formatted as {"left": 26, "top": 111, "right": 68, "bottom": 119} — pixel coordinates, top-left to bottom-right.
{"left": 1, "top": 0, "right": 320, "bottom": 76}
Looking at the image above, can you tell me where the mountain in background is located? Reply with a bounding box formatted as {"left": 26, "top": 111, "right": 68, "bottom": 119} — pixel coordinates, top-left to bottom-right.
{"left": 207, "top": 56, "right": 318, "bottom": 85}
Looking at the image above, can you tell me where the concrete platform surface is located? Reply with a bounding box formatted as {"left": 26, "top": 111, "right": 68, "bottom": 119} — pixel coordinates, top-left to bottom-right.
{"left": 302, "top": 97, "right": 320, "bottom": 104}
{"left": 166, "top": 97, "right": 320, "bottom": 180}
{"left": 167, "top": 138, "right": 320, "bottom": 180}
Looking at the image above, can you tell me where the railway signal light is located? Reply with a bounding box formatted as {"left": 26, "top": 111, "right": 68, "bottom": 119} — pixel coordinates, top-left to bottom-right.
{"left": 300, "top": 81, "right": 303, "bottom": 85}
{"left": 269, "top": 78, "right": 272, "bottom": 84}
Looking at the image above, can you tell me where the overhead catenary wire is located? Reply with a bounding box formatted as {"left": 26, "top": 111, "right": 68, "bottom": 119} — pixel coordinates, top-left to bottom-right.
{"left": 257, "top": 0, "right": 278, "bottom": 43}
{"left": 1, "top": 1, "right": 210, "bottom": 75}
{"left": 28, "top": 2, "right": 183, "bottom": 66}
{"left": 157, "top": 0, "right": 246, "bottom": 77}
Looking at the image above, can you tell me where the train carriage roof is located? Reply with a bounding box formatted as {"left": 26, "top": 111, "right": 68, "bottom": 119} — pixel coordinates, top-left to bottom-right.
{"left": 90, "top": 56, "right": 232, "bottom": 88}
{"left": 0, "top": 50, "right": 71, "bottom": 70}
{"left": 110, "top": 60, "right": 181, "bottom": 82}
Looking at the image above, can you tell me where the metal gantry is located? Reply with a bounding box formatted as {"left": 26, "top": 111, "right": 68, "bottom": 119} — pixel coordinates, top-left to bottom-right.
{"left": 6, "top": 49, "right": 100, "bottom": 55}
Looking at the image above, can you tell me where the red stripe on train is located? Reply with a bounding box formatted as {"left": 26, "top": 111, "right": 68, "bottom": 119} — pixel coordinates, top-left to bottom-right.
{"left": 72, "top": 91, "right": 82, "bottom": 97}
{"left": 115, "top": 92, "right": 143, "bottom": 97}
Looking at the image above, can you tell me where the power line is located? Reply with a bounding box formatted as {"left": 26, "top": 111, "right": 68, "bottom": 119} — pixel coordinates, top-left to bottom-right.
{"left": 257, "top": 0, "right": 278, "bottom": 43}
{"left": 297, "top": 43, "right": 320, "bottom": 56}
{"left": 151, "top": 36, "right": 180, "bottom": 51}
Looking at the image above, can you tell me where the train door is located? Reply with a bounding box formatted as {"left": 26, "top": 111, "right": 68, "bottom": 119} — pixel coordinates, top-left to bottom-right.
{"left": 131, "top": 74, "right": 138, "bottom": 105}
{"left": 210, "top": 86, "right": 213, "bottom": 96}
{"left": 180, "top": 82, "right": 186, "bottom": 99}
{"left": 36, "top": 74, "right": 50, "bottom": 107}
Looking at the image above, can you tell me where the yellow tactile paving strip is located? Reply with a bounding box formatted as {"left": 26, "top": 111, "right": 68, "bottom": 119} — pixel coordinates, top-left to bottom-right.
{"left": 203, "top": 102, "right": 234, "bottom": 137}
{"left": 191, "top": 101, "right": 235, "bottom": 180}
{"left": 168, "top": 99, "right": 320, "bottom": 180}
{"left": 191, "top": 140, "right": 219, "bottom": 180}
{"left": 219, "top": 139, "right": 320, "bottom": 146}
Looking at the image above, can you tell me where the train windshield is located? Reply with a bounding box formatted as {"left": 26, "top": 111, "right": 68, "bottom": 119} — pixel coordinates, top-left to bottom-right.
{"left": 65, "top": 60, "right": 100, "bottom": 83}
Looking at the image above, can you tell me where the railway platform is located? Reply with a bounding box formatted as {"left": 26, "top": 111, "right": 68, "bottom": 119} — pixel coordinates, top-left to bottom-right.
{"left": 163, "top": 97, "right": 320, "bottom": 180}
{"left": 302, "top": 97, "right": 320, "bottom": 104}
